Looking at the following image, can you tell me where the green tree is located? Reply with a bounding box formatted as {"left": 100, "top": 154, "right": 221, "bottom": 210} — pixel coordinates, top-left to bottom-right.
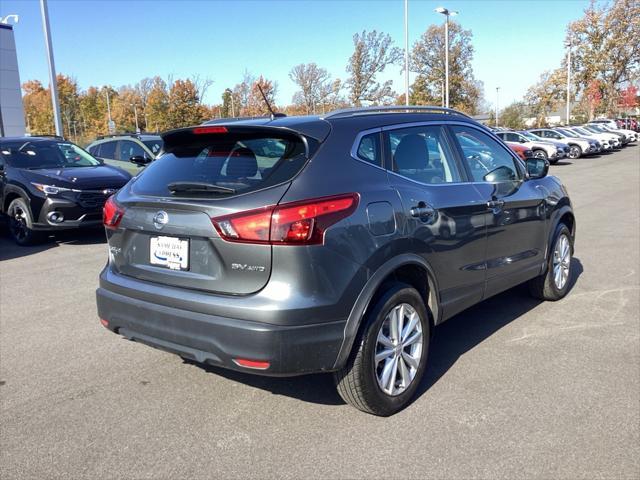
{"left": 499, "top": 102, "right": 528, "bottom": 129}
{"left": 346, "top": 30, "right": 401, "bottom": 106}
{"left": 221, "top": 88, "right": 233, "bottom": 117}
{"left": 410, "top": 21, "right": 481, "bottom": 114}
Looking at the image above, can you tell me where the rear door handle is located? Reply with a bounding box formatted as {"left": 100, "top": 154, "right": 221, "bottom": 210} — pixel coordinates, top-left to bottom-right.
{"left": 410, "top": 202, "right": 436, "bottom": 219}
{"left": 487, "top": 199, "right": 505, "bottom": 210}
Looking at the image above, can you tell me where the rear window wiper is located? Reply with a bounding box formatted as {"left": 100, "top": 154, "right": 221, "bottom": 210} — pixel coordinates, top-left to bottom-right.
{"left": 167, "top": 182, "right": 236, "bottom": 194}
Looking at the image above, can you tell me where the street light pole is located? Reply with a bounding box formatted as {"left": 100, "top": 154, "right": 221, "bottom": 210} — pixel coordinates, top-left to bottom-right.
{"left": 131, "top": 103, "right": 140, "bottom": 133}
{"left": 496, "top": 87, "right": 500, "bottom": 127}
{"left": 39, "top": 0, "right": 63, "bottom": 136}
{"left": 404, "top": 0, "right": 409, "bottom": 106}
{"left": 434, "top": 7, "right": 458, "bottom": 109}
{"left": 105, "top": 89, "right": 112, "bottom": 122}
{"left": 566, "top": 39, "right": 572, "bottom": 125}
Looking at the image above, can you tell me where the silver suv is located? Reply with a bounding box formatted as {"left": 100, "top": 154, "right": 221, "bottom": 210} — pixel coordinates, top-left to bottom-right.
{"left": 87, "top": 134, "right": 163, "bottom": 175}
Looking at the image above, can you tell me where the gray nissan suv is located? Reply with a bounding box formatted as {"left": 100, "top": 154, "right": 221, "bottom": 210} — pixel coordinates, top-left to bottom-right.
{"left": 96, "top": 107, "right": 576, "bottom": 416}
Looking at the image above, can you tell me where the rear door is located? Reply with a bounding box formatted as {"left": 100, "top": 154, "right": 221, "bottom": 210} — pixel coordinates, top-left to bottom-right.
{"left": 106, "top": 126, "right": 312, "bottom": 295}
{"left": 383, "top": 123, "right": 488, "bottom": 319}
{"left": 450, "top": 125, "right": 546, "bottom": 298}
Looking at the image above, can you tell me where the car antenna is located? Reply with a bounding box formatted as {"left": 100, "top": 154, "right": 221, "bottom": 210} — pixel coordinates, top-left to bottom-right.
{"left": 257, "top": 83, "right": 280, "bottom": 120}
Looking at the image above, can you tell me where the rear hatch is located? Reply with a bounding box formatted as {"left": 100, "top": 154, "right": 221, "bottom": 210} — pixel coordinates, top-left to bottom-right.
{"left": 106, "top": 125, "right": 319, "bottom": 295}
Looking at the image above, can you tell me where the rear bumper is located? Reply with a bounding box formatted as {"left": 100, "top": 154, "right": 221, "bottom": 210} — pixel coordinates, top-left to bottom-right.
{"left": 96, "top": 271, "right": 349, "bottom": 376}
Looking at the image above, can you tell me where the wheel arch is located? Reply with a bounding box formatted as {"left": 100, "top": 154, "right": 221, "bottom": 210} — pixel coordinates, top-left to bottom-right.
{"left": 333, "top": 254, "right": 440, "bottom": 370}
{"left": 2, "top": 185, "right": 31, "bottom": 214}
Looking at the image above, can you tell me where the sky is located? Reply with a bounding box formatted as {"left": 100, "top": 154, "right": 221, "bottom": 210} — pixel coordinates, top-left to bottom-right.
{"left": 0, "top": 0, "right": 591, "bottom": 110}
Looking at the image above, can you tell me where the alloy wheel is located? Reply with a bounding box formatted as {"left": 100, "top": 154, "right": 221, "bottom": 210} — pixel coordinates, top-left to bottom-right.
{"left": 553, "top": 234, "right": 571, "bottom": 290}
{"left": 8, "top": 204, "right": 29, "bottom": 243}
{"left": 375, "top": 303, "right": 423, "bottom": 396}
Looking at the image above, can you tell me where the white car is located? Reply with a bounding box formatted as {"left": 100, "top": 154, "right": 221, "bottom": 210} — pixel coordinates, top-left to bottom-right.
{"left": 494, "top": 131, "right": 561, "bottom": 163}
{"left": 580, "top": 125, "right": 625, "bottom": 147}
{"left": 530, "top": 128, "right": 598, "bottom": 158}
{"left": 566, "top": 126, "right": 618, "bottom": 149}
{"left": 590, "top": 122, "right": 638, "bottom": 142}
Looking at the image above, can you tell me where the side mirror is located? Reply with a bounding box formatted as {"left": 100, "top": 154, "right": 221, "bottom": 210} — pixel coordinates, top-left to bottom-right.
{"left": 519, "top": 138, "right": 527, "bottom": 143}
{"left": 130, "top": 155, "right": 152, "bottom": 166}
{"left": 526, "top": 157, "right": 549, "bottom": 179}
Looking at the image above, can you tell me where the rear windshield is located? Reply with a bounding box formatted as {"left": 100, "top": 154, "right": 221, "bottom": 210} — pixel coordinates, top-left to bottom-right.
{"left": 131, "top": 134, "right": 307, "bottom": 197}
{"left": 142, "top": 139, "right": 163, "bottom": 155}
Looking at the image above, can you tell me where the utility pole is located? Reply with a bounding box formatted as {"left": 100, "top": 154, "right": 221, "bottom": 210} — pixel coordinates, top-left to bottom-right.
{"left": 404, "top": 0, "right": 409, "bottom": 106}
{"left": 39, "top": 0, "right": 63, "bottom": 136}
{"left": 566, "top": 38, "right": 572, "bottom": 125}
{"left": 495, "top": 87, "right": 500, "bottom": 127}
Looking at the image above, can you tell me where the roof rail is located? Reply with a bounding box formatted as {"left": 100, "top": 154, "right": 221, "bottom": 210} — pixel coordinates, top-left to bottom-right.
{"left": 322, "top": 105, "right": 472, "bottom": 120}
{"left": 28, "top": 134, "right": 66, "bottom": 140}
{"left": 95, "top": 132, "right": 160, "bottom": 140}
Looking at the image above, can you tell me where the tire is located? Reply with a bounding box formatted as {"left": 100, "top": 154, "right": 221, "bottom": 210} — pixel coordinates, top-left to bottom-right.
{"left": 334, "top": 283, "right": 431, "bottom": 416}
{"left": 568, "top": 145, "right": 582, "bottom": 159}
{"left": 528, "top": 223, "right": 573, "bottom": 301}
{"left": 533, "top": 149, "right": 548, "bottom": 161}
{"left": 7, "top": 198, "right": 44, "bottom": 246}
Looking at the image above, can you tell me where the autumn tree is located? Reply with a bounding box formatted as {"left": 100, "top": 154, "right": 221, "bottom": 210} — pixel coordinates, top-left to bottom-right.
{"left": 410, "top": 21, "right": 481, "bottom": 114}
{"left": 221, "top": 88, "right": 234, "bottom": 117}
{"left": 346, "top": 30, "right": 402, "bottom": 106}
{"left": 289, "top": 63, "right": 332, "bottom": 114}
{"left": 145, "top": 77, "right": 170, "bottom": 132}
{"left": 167, "top": 79, "right": 206, "bottom": 128}
{"left": 23, "top": 80, "right": 53, "bottom": 134}
{"left": 525, "top": 69, "right": 566, "bottom": 126}
{"left": 246, "top": 76, "right": 278, "bottom": 116}
{"left": 567, "top": 0, "right": 640, "bottom": 116}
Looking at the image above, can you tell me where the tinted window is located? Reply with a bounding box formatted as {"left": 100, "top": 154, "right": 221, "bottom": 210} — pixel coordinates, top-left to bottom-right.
{"left": 0, "top": 141, "right": 101, "bottom": 169}
{"left": 386, "top": 125, "right": 461, "bottom": 184}
{"left": 118, "top": 140, "right": 146, "bottom": 160}
{"left": 98, "top": 141, "right": 117, "bottom": 159}
{"left": 452, "top": 126, "right": 520, "bottom": 183}
{"left": 356, "top": 133, "right": 381, "bottom": 166}
{"left": 131, "top": 134, "right": 306, "bottom": 197}
{"left": 143, "top": 139, "right": 163, "bottom": 155}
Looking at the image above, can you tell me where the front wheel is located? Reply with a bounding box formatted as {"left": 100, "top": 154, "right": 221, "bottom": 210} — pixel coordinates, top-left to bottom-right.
{"left": 334, "top": 283, "right": 431, "bottom": 416}
{"left": 533, "top": 149, "right": 548, "bottom": 161}
{"left": 529, "top": 223, "right": 573, "bottom": 301}
{"left": 568, "top": 145, "right": 582, "bottom": 159}
{"left": 7, "top": 198, "right": 44, "bottom": 246}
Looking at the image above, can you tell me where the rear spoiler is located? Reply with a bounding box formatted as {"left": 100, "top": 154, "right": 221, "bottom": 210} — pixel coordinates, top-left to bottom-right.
{"left": 161, "top": 125, "right": 322, "bottom": 157}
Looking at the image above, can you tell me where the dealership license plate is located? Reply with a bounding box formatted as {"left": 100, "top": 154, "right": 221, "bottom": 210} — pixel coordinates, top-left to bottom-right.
{"left": 149, "top": 236, "right": 189, "bottom": 270}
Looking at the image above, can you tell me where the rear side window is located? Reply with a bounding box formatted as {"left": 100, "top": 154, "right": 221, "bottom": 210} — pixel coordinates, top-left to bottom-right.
{"left": 131, "top": 133, "right": 307, "bottom": 197}
{"left": 451, "top": 126, "right": 521, "bottom": 183}
{"left": 385, "top": 125, "right": 462, "bottom": 184}
{"left": 355, "top": 133, "right": 381, "bottom": 166}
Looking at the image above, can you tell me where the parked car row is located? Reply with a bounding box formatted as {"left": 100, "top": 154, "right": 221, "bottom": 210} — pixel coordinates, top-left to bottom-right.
{"left": 491, "top": 121, "right": 637, "bottom": 162}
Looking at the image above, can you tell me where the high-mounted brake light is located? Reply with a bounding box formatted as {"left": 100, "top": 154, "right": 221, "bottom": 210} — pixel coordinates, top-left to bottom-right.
{"left": 103, "top": 196, "right": 125, "bottom": 229}
{"left": 211, "top": 193, "right": 359, "bottom": 246}
{"left": 193, "top": 126, "right": 228, "bottom": 134}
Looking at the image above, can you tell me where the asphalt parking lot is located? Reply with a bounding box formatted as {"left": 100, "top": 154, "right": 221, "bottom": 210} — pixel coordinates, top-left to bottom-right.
{"left": 1, "top": 146, "right": 639, "bottom": 479}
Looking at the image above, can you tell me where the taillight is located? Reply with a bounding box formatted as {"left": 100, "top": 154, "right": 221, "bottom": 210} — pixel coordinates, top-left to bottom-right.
{"left": 103, "top": 196, "right": 125, "bottom": 229}
{"left": 212, "top": 193, "right": 359, "bottom": 245}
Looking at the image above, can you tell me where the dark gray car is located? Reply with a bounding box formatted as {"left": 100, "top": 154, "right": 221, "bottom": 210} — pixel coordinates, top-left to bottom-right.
{"left": 96, "top": 107, "right": 576, "bottom": 416}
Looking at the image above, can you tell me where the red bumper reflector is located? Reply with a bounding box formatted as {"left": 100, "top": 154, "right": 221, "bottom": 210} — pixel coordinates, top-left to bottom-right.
{"left": 193, "top": 126, "right": 228, "bottom": 134}
{"left": 99, "top": 318, "right": 109, "bottom": 327}
{"left": 233, "top": 358, "right": 270, "bottom": 370}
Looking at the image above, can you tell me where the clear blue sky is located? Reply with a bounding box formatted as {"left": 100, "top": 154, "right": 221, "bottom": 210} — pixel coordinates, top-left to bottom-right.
{"left": 1, "top": 0, "right": 590, "bottom": 110}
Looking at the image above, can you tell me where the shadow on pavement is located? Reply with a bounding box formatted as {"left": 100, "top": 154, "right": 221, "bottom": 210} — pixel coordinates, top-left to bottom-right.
{"left": 0, "top": 220, "right": 106, "bottom": 262}
{"left": 187, "top": 257, "right": 583, "bottom": 408}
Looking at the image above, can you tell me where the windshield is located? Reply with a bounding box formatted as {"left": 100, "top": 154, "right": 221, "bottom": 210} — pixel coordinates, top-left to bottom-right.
{"left": 573, "top": 127, "right": 592, "bottom": 135}
{"left": 131, "top": 134, "right": 306, "bottom": 197}
{"left": 519, "top": 132, "right": 539, "bottom": 141}
{"left": 556, "top": 128, "right": 576, "bottom": 137}
{"left": 0, "top": 141, "right": 102, "bottom": 169}
{"left": 143, "top": 139, "right": 164, "bottom": 156}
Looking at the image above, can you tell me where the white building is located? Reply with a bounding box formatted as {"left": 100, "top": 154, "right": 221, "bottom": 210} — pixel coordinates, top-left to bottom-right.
{"left": 0, "top": 23, "right": 26, "bottom": 136}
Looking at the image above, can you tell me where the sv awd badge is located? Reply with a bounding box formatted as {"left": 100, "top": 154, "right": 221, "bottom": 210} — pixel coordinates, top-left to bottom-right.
{"left": 231, "top": 263, "right": 266, "bottom": 272}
